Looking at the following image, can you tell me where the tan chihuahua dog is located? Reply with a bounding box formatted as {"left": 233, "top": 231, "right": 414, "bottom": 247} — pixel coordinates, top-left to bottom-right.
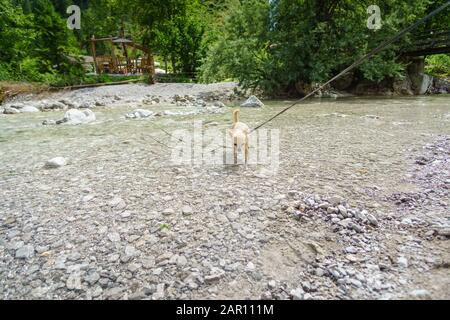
{"left": 229, "top": 109, "right": 250, "bottom": 165}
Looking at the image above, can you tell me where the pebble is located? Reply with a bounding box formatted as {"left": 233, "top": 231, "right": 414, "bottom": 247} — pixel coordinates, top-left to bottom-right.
{"left": 227, "top": 212, "right": 239, "bottom": 221}
{"left": 290, "top": 287, "right": 304, "bottom": 300}
{"left": 409, "top": 289, "right": 430, "bottom": 298}
{"left": 15, "top": 245, "right": 35, "bottom": 259}
{"left": 181, "top": 206, "right": 193, "bottom": 215}
{"left": 367, "top": 214, "right": 379, "bottom": 226}
{"left": 267, "top": 280, "right": 277, "bottom": 289}
{"left": 397, "top": 257, "right": 409, "bottom": 268}
{"left": 109, "top": 197, "right": 126, "bottom": 210}
{"left": 162, "top": 208, "right": 175, "bottom": 216}
{"left": 66, "top": 273, "right": 82, "bottom": 290}
{"left": 437, "top": 228, "right": 450, "bottom": 237}
{"left": 107, "top": 232, "right": 121, "bottom": 242}
{"left": 246, "top": 262, "right": 256, "bottom": 272}
{"left": 84, "top": 271, "right": 100, "bottom": 285}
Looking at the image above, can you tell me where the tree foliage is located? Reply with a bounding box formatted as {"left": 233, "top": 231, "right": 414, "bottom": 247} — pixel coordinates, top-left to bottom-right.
{"left": 199, "top": 0, "right": 449, "bottom": 95}
{"left": 0, "top": 0, "right": 448, "bottom": 89}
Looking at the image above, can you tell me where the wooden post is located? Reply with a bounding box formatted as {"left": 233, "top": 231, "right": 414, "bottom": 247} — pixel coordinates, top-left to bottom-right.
{"left": 132, "top": 45, "right": 137, "bottom": 74}
{"left": 120, "top": 20, "right": 129, "bottom": 74}
{"left": 109, "top": 36, "right": 117, "bottom": 73}
{"left": 148, "top": 49, "right": 155, "bottom": 84}
{"left": 91, "top": 35, "right": 99, "bottom": 74}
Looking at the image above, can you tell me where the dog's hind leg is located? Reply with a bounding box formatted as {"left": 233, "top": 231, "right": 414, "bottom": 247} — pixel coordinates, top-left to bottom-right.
{"left": 233, "top": 145, "right": 238, "bottom": 165}
{"left": 244, "top": 142, "right": 249, "bottom": 168}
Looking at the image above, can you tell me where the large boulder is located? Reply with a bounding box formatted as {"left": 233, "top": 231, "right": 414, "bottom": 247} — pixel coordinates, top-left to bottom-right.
{"left": 241, "top": 95, "right": 264, "bottom": 108}
{"left": 61, "top": 109, "right": 96, "bottom": 125}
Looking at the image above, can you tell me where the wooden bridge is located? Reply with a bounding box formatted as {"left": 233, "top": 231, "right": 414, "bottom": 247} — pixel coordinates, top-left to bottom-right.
{"left": 403, "top": 29, "right": 450, "bottom": 56}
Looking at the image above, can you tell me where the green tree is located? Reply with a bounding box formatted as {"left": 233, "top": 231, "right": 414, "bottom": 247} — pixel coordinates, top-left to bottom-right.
{"left": 199, "top": 0, "right": 446, "bottom": 96}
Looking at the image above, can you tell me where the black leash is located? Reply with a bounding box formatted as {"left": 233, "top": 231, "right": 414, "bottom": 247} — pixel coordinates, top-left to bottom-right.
{"left": 249, "top": 1, "right": 450, "bottom": 133}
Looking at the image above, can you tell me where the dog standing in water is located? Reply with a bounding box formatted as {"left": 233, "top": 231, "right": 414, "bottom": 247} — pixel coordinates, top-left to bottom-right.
{"left": 228, "top": 109, "right": 250, "bottom": 166}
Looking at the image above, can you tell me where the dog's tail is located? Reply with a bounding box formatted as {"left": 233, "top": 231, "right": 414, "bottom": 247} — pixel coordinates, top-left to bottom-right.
{"left": 233, "top": 109, "right": 240, "bottom": 124}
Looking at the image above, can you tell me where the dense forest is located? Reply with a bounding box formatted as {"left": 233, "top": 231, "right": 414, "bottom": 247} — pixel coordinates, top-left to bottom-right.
{"left": 1, "top": 0, "right": 449, "bottom": 94}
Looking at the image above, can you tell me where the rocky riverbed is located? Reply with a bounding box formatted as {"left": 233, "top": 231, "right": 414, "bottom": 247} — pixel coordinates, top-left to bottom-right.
{"left": 0, "top": 86, "right": 449, "bottom": 300}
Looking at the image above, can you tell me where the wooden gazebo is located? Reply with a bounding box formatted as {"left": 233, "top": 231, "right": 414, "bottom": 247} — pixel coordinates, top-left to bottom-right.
{"left": 90, "top": 35, "right": 155, "bottom": 80}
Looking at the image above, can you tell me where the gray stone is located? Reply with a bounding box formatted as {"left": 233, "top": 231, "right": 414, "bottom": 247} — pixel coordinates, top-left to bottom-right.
{"left": 437, "top": 228, "right": 450, "bottom": 237}
{"left": 397, "top": 256, "right": 408, "bottom": 268}
{"left": 162, "top": 208, "right": 175, "bottom": 216}
{"left": 241, "top": 95, "right": 264, "bottom": 108}
{"left": 409, "top": 289, "right": 430, "bottom": 298}
{"left": 62, "top": 109, "right": 96, "bottom": 125}
{"left": 84, "top": 271, "right": 100, "bottom": 285}
{"left": 176, "top": 255, "right": 188, "bottom": 267}
{"left": 290, "top": 287, "right": 304, "bottom": 300}
{"left": 337, "top": 205, "right": 348, "bottom": 217}
{"left": 45, "top": 157, "right": 67, "bottom": 169}
{"left": 107, "top": 232, "right": 121, "bottom": 242}
{"left": 181, "top": 206, "right": 193, "bottom": 215}
{"left": 21, "top": 106, "right": 40, "bottom": 113}
{"left": 152, "top": 284, "right": 165, "bottom": 300}
{"left": 367, "top": 214, "right": 379, "bottom": 226}
{"left": 125, "top": 109, "right": 153, "bottom": 119}
{"left": 3, "top": 107, "right": 20, "bottom": 114}
{"left": 15, "top": 245, "right": 35, "bottom": 259}
{"left": 108, "top": 197, "right": 126, "bottom": 210}
{"left": 66, "top": 273, "right": 82, "bottom": 290}
{"left": 205, "top": 268, "right": 225, "bottom": 284}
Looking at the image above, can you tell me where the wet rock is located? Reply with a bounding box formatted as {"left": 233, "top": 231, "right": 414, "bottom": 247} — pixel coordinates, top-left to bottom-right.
{"left": 125, "top": 109, "right": 153, "bottom": 119}
{"left": 3, "top": 107, "right": 20, "bottom": 114}
{"left": 213, "top": 101, "right": 226, "bottom": 108}
{"left": 44, "top": 157, "right": 67, "bottom": 169}
{"left": 42, "top": 119, "right": 56, "bottom": 125}
{"left": 21, "top": 106, "right": 40, "bottom": 113}
{"left": 61, "top": 109, "right": 96, "bottom": 125}
{"left": 241, "top": 95, "right": 264, "bottom": 108}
